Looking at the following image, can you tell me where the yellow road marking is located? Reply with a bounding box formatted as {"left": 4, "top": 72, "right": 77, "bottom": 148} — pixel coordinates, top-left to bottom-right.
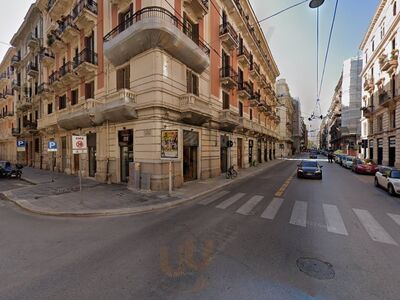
{"left": 274, "top": 170, "right": 296, "bottom": 197}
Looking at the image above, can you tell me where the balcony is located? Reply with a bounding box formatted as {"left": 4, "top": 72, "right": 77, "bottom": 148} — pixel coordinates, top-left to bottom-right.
{"left": 47, "top": 32, "right": 65, "bottom": 52}
{"left": 361, "top": 106, "right": 373, "bottom": 118}
{"left": 260, "top": 74, "right": 267, "bottom": 88}
{"left": 219, "top": 22, "right": 238, "bottom": 50}
{"left": 381, "top": 49, "right": 399, "bottom": 74}
{"left": 38, "top": 113, "right": 58, "bottom": 130}
{"left": 11, "top": 79, "right": 21, "bottom": 91}
{"left": 249, "top": 92, "right": 261, "bottom": 107}
{"left": 238, "top": 117, "right": 252, "bottom": 133}
{"left": 27, "top": 62, "right": 39, "bottom": 78}
{"left": 37, "top": 82, "right": 53, "bottom": 99}
{"left": 237, "top": 45, "right": 251, "bottom": 68}
{"left": 11, "top": 128, "right": 20, "bottom": 137}
{"left": 72, "top": 0, "right": 98, "bottom": 35}
{"left": 57, "top": 15, "right": 81, "bottom": 43}
{"left": 363, "top": 78, "right": 374, "bottom": 93}
{"left": 47, "top": 0, "right": 75, "bottom": 21}
{"left": 219, "top": 67, "right": 238, "bottom": 90}
{"left": 0, "top": 73, "right": 9, "bottom": 89}
{"left": 73, "top": 48, "right": 98, "bottom": 79}
{"left": 59, "top": 62, "right": 79, "bottom": 86}
{"left": 40, "top": 48, "right": 55, "bottom": 67}
{"left": 249, "top": 62, "right": 260, "bottom": 81}
{"left": 237, "top": 81, "right": 252, "bottom": 99}
{"left": 11, "top": 55, "right": 21, "bottom": 68}
{"left": 103, "top": 6, "right": 210, "bottom": 74}
{"left": 48, "top": 70, "right": 64, "bottom": 93}
{"left": 58, "top": 89, "right": 137, "bottom": 130}
{"left": 179, "top": 93, "right": 212, "bottom": 125}
{"left": 18, "top": 97, "right": 33, "bottom": 112}
{"left": 379, "top": 90, "right": 394, "bottom": 107}
{"left": 27, "top": 33, "right": 40, "bottom": 52}
{"left": 23, "top": 119, "right": 38, "bottom": 134}
{"left": 219, "top": 109, "right": 240, "bottom": 132}
{"left": 183, "top": 0, "right": 209, "bottom": 20}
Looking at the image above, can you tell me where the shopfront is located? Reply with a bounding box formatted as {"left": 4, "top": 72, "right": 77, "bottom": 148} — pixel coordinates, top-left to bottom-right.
{"left": 369, "top": 140, "right": 374, "bottom": 160}
{"left": 377, "top": 138, "right": 383, "bottom": 165}
{"left": 248, "top": 140, "right": 254, "bottom": 164}
{"left": 87, "top": 133, "right": 97, "bottom": 177}
{"left": 220, "top": 135, "right": 228, "bottom": 173}
{"left": 237, "top": 138, "right": 243, "bottom": 168}
{"left": 119, "top": 129, "right": 134, "bottom": 182}
{"left": 183, "top": 130, "right": 199, "bottom": 182}
{"left": 389, "top": 136, "right": 396, "bottom": 167}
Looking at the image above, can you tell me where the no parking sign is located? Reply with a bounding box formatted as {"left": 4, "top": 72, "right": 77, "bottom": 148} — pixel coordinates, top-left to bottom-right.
{"left": 72, "top": 136, "right": 87, "bottom": 154}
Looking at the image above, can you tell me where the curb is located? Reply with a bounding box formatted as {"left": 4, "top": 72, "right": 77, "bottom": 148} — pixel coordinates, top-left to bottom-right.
{"left": 1, "top": 159, "right": 286, "bottom": 218}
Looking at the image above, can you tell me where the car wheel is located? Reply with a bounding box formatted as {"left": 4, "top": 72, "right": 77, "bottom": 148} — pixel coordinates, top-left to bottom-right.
{"left": 388, "top": 184, "right": 396, "bottom": 196}
{"left": 374, "top": 177, "right": 379, "bottom": 187}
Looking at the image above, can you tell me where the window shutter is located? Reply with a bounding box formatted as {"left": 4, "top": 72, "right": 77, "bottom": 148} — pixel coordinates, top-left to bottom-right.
{"left": 186, "top": 70, "right": 192, "bottom": 94}
{"left": 192, "top": 24, "right": 199, "bottom": 44}
{"left": 193, "top": 74, "right": 199, "bottom": 96}
{"left": 124, "top": 66, "right": 130, "bottom": 89}
{"left": 117, "top": 69, "right": 123, "bottom": 90}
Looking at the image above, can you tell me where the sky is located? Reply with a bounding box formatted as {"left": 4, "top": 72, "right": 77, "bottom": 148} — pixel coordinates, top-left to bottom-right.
{"left": 0, "top": 0, "right": 379, "bottom": 138}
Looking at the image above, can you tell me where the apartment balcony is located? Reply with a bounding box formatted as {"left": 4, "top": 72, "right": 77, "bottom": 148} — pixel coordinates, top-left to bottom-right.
{"left": 11, "top": 79, "right": 21, "bottom": 91}
{"left": 361, "top": 106, "right": 373, "bottom": 119}
{"left": 219, "top": 109, "right": 240, "bottom": 132}
{"left": 72, "top": 0, "right": 98, "bottom": 35}
{"left": 27, "top": 33, "right": 40, "bottom": 52}
{"left": 101, "top": 89, "right": 137, "bottom": 122}
{"left": 264, "top": 104, "right": 272, "bottom": 116}
{"left": 47, "top": 32, "right": 65, "bottom": 52}
{"left": 219, "top": 67, "right": 238, "bottom": 90}
{"left": 237, "top": 81, "right": 252, "bottom": 99}
{"left": 37, "top": 82, "right": 53, "bottom": 99}
{"left": 0, "top": 74, "right": 9, "bottom": 89}
{"left": 57, "top": 15, "right": 81, "bottom": 44}
{"left": 47, "top": 0, "right": 75, "bottom": 21}
{"left": 48, "top": 70, "right": 64, "bottom": 93}
{"left": 18, "top": 98, "right": 33, "bottom": 112}
{"left": 23, "top": 119, "right": 38, "bottom": 134}
{"left": 260, "top": 74, "right": 267, "bottom": 88}
{"left": 40, "top": 48, "right": 55, "bottom": 67}
{"left": 252, "top": 123, "right": 262, "bottom": 135}
{"left": 73, "top": 48, "right": 98, "bottom": 79}
{"left": 11, "top": 128, "right": 20, "bottom": 137}
{"left": 58, "top": 98, "right": 103, "bottom": 130}
{"left": 179, "top": 93, "right": 212, "bottom": 125}
{"left": 183, "top": 0, "right": 209, "bottom": 20}
{"left": 381, "top": 49, "right": 399, "bottom": 74}
{"left": 27, "top": 62, "right": 39, "bottom": 78}
{"left": 249, "top": 62, "right": 261, "bottom": 81}
{"left": 103, "top": 6, "right": 210, "bottom": 74}
{"left": 363, "top": 78, "right": 374, "bottom": 93}
{"left": 11, "top": 55, "right": 21, "bottom": 68}
{"left": 249, "top": 92, "right": 261, "bottom": 107}
{"left": 237, "top": 45, "right": 251, "bottom": 68}
{"left": 59, "top": 62, "right": 79, "bottom": 87}
{"left": 219, "top": 22, "right": 239, "bottom": 50}
{"left": 38, "top": 113, "right": 58, "bottom": 130}
{"left": 379, "top": 90, "right": 394, "bottom": 107}
{"left": 238, "top": 117, "right": 252, "bottom": 133}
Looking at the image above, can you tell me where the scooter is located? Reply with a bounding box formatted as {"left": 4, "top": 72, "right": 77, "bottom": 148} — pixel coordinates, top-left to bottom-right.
{"left": 6, "top": 164, "right": 23, "bottom": 179}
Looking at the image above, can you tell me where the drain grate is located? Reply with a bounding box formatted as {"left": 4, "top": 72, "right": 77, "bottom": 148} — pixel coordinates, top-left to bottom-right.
{"left": 296, "top": 257, "right": 335, "bottom": 280}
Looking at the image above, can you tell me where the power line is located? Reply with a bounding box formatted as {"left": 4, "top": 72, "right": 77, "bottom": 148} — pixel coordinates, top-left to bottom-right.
{"left": 318, "top": 0, "right": 339, "bottom": 98}
{"left": 255, "top": 0, "right": 309, "bottom": 24}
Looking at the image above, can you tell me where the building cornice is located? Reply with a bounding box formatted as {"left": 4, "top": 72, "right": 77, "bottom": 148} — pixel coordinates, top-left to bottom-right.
{"left": 10, "top": 4, "right": 40, "bottom": 46}
{"left": 360, "top": 0, "right": 388, "bottom": 50}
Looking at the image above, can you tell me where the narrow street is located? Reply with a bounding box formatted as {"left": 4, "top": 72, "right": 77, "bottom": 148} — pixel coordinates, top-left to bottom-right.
{"left": 1, "top": 155, "right": 399, "bottom": 300}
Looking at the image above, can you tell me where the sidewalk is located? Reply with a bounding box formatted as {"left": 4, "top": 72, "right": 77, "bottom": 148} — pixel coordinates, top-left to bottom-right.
{"left": 1, "top": 159, "right": 285, "bottom": 217}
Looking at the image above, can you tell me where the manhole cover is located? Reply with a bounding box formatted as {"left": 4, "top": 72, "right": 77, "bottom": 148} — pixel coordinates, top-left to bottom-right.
{"left": 296, "top": 257, "right": 335, "bottom": 280}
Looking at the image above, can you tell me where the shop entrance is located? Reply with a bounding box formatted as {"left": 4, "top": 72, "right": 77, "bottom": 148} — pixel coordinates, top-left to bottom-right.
{"left": 119, "top": 129, "right": 134, "bottom": 183}
{"left": 183, "top": 130, "right": 199, "bottom": 182}
{"left": 377, "top": 139, "right": 383, "bottom": 165}
{"left": 389, "top": 137, "right": 396, "bottom": 167}
{"left": 369, "top": 140, "right": 374, "bottom": 160}
{"left": 87, "top": 133, "right": 97, "bottom": 177}
{"left": 237, "top": 138, "right": 243, "bottom": 168}
{"left": 257, "top": 140, "right": 262, "bottom": 163}
{"left": 248, "top": 140, "right": 253, "bottom": 164}
{"left": 61, "top": 136, "right": 67, "bottom": 172}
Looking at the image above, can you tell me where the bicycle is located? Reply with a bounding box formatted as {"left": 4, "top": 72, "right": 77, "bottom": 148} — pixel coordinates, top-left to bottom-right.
{"left": 226, "top": 165, "right": 238, "bottom": 179}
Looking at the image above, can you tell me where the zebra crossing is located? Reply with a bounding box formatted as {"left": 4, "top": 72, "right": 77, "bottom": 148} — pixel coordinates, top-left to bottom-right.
{"left": 198, "top": 190, "right": 400, "bottom": 246}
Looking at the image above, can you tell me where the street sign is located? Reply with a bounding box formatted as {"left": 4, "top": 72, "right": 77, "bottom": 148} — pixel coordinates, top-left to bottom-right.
{"left": 72, "top": 135, "right": 87, "bottom": 154}
{"left": 16, "top": 140, "right": 26, "bottom": 152}
{"left": 48, "top": 141, "right": 58, "bottom": 152}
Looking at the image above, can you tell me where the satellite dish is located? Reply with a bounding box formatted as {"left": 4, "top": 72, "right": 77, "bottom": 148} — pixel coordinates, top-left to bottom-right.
{"left": 309, "top": 0, "right": 325, "bottom": 8}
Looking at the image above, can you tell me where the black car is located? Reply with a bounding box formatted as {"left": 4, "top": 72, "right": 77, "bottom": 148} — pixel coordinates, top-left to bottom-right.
{"left": 297, "top": 160, "right": 323, "bottom": 179}
{"left": 309, "top": 150, "right": 318, "bottom": 159}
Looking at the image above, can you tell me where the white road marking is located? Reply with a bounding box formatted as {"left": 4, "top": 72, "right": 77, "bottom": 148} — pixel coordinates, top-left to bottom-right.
{"left": 236, "top": 195, "right": 264, "bottom": 215}
{"left": 353, "top": 209, "right": 398, "bottom": 246}
{"left": 216, "top": 193, "right": 245, "bottom": 209}
{"left": 387, "top": 213, "right": 400, "bottom": 226}
{"left": 289, "top": 201, "right": 307, "bottom": 227}
{"left": 261, "top": 198, "right": 284, "bottom": 220}
{"left": 323, "top": 204, "right": 348, "bottom": 236}
{"left": 199, "top": 190, "right": 230, "bottom": 205}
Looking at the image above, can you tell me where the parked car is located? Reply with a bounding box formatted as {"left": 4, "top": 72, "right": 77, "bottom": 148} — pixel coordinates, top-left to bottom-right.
{"left": 334, "top": 154, "right": 343, "bottom": 164}
{"left": 309, "top": 150, "right": 318, "bottom": 159}
{"left": 375, "top": 166, "right": 400, "bottom": 196}
{"left": 342, "top": 156, "right": 354, "bottom": 169}
{"left": 297, "top": 160, "right": 323, "bottom": 179}
{"left": 0, "top": 161, "right": 23, "bottom": 179}
{"left": 352, "top": 159, "right": 378, "bottom": 175}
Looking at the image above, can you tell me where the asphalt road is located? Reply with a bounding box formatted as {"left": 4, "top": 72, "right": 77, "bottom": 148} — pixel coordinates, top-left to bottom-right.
{"left": 1, "top": 155, "right": 400, "bottom": 299}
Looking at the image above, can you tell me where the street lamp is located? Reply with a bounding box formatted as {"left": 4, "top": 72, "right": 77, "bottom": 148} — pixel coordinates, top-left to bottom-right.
{"left": 309, "top": 0, "right": 325, "bottom": 8}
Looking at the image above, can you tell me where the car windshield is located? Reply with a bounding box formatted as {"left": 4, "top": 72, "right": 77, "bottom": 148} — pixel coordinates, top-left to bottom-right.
{"left": 302, "top": 161, "right": 318, "bottom": 168}
{"left": 391, "top": 170, "right": 400, "bottom": 179}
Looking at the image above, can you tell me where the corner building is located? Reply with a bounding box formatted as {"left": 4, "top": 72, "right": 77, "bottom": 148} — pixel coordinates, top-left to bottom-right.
{"left": 12, "top": 0, "right": 281, "bottom": 190}
{"left": 360, "top": 0, "right": 400, "bottom": 167}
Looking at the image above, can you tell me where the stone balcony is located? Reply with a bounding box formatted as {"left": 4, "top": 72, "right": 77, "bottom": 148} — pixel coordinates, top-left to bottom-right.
{"left": 47, "top": 0, "right": 75, "bottom": 21}
{"left": 363, "top": 78, "right": 374, "bottom": 93}
{"left": 183, "top": 0, "right": 209, "bottom": 20}
{"left": 73, "top": 48, "right": 98, "bottom": 80}
{"left": 219, "top": 109, "right": 240, "bottom": 132}
{"left": 237, "top": 45, "right": 251, "bottom": 69}
{"left": 38, "top": 113, "right": 58, "bottom": 130}
{"left": 237, "top": 81, "right": 252, "bottom": 100}
{"left": 72, "top": 0, "right": 98, "bottom": 35}
{"left": 220, "top": 67, "right": 238, "bottom": 90}
{"left": 179, "top": 93, "right": 212, "bottom": 126}
{"left": 249, "top": 62, "right": 261, "bottom": 81}
{"left": 219, "top": 21, "right": 239, "bottom": 51}
{"left": 104, "top": 6, "right": 210, "bottom": 74}
{"left": 40, "top": 48, "right": 55, "bottom": 67}
{"left": 361, "top": 106, "right": 373, "bottom": 118}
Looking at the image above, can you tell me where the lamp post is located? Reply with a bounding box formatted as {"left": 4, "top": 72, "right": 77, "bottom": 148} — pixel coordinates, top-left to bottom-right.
{"left": 309, "top": 0, "right": 325, "bottom": 8}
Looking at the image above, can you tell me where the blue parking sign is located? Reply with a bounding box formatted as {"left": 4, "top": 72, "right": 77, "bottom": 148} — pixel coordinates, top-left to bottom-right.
{"left": 48, "top": 141, "right": 58, "bottom": 152}
{"left": 16, "top": 140, "right": 26, "bottom": 152}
